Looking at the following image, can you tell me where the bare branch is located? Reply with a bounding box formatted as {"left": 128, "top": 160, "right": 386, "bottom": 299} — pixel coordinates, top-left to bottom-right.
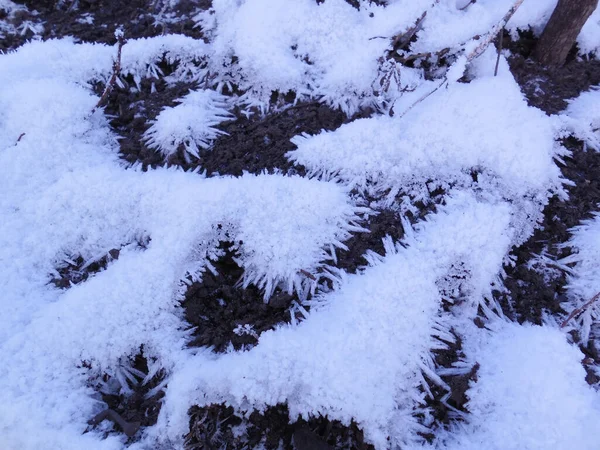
{"left": 92, "top": 29, "right": 126, "bottom": 114}
{"left": 465, "top": 0, "right": 525, "bottom": 62}
{"left": 561, "top": 291, "right": 600, "bottom": 329}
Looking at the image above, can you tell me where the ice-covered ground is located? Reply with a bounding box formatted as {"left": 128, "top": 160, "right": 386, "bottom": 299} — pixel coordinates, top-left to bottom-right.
{"left": 1, "top": 0, "right": 600, "bottom": 449}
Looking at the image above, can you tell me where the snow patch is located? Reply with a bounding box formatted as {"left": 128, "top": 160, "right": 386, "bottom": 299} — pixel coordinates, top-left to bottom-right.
{"left": 437, "top": 323, "right": 600, "bottom": 450}
{"left": 143, "top": 89, "right": 233, "bottom": 159}
{"left": 289, "top": 60, "right": 564, "bottom": 242}
{"left": 157, "top": 193, "right": 514, "bottom": 448}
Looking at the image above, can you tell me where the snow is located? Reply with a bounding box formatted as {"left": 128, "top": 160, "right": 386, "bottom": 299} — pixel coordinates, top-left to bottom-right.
{"left": 289, "top": 53, "right": 565, "bottom": 243}
{"left": 562, "top": 87, "right": 600, "bottom": 150}
{"left": 412, "top": 0, "right": 518, "bottom": 54}
{"left": 159, "top": 193, "right": 514, "bottom": 449}
{"left": 434, "top": 323, "right": 600, "bottom": 450}
{"left": 143, "top": 89, "right": 233, "bottom": 158}
{"left": 197, "top": 0, "right": 431, "bottom": 113}
{"left": 2, "top": 0, "right": 600, "bottom": 449}
{"left": 560, "top": 214, "right": 600, "bottom": 343}
{"left": 0, "top": 38, "right": 362, "bottom": 450}
{"left": 411, "top": 0, "right": 600, "bottom": 58}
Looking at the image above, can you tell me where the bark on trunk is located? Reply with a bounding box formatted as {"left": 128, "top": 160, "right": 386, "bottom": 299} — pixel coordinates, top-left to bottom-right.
{"left": 533, "top": 0, "right": 598, "bottom": 67}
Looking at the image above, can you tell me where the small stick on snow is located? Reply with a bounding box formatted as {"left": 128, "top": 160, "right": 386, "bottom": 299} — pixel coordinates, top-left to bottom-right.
{"left": 465, "top": 0, "right": 525, "bottom": 62}
{"left": 390, "top": 10, "right": 427, "bottom": 52}
{"left": 15, "top": 132, "right": 25, "bottom": 145}
{"left": 88, "top": 409, "right": 140, "bottom": 437}
{"left": 395, "top": 48, "right": 450, "bottom": 64}
{"left": 388, "top": 0, "right": 440, "bottom": 57}
{"left": 561, "top": 291, "right": 600, "bottom": 329}
{"left": 458, "top": 0, "right": 476, "bottom": 11}
{"left": 299, "top": 269, "right": 317, "bottom": 281}
{"left": 398, "top": 0, "right": 524, "bottom": 118}
{"left": 92, "top": 29, "right": 126, "bottom": 114}
{"left": 494, "top": 28, "right": 504, "bottom": 76}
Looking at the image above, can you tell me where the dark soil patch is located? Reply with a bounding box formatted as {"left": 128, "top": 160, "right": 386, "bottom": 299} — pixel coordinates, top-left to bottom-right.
{"left": 497, "top": 30, "right": 600, "bottom": 326}
{"left": 424, "top": 332, "right": 477, "bottom": 435}
{"left": 182, "top": 242, "right": 296, "bottom": 353}
{"left": 197, "top": 102, "right": 360, "bottom": 177}
{"left": 335, "top": 208, "right": 404, "bottom": 273}
{"left": 104, "top": 74, "right": 367, "bottom": 175}
{"left": 181, "top": 206, "right": 409, "bottom": 353}
{"left": 496, "top": 138, "right": 600, "bottom": 324}
{"left": 506, "top": 29, "right": 600, "bottom": 115}
{"left": 87, "top": 351, "right": 165, "bottom": 439}
{"left": 50, "top": 238, "right": 149, "bottom": 289}
{"left": 10, "top": 0, "right": 209, "bottom": 45}
{"left": 185, "top": 403, "right": 373, "bottom": 450}
{"left": 0, "top": 5, "right": 42, "bottom": 52}
{"left": 509, "top": 54, "right": 600, "bottom": 115}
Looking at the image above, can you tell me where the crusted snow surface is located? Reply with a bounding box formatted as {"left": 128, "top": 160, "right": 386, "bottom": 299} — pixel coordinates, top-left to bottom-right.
{"left": 158, "top": 193, "right": 514, "bottom": 449}
{"left": 430, "top": 323, "right": 600, "bottom": 450}
{"left": 0, "top": 40, "right": 362, "bottom": 450}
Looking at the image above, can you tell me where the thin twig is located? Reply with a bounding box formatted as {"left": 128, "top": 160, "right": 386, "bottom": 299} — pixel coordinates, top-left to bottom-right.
{"left": 561, "top": 291, "right": 600, "bottom": 329}
{"left": 92, "top": 30, "right": 126, "bottom": 114}
{"left": 494, "top": 28, "right": 504, "bottom": 76}
{"left": 15, "top": 132, "right": 25, "bottom": 145}
{"left": 387, "top": 0, "right": 440, "bottom": 57}
{"left": 458, "top": 0, "right": 476, "bottom": 11}
{"left": 398, "top": 0, "right": 524, "bottom": 118}
{"left": 391, "top": 10, "right": 427, "bottom": 51}
{"left": 299, "top": 269, "right": 317, "bottom": 281}
{"left": 398, "top": 77, "right": 447, "bottom": 119}
{"left": 465, "top": 0, "right": 525, "bottom": 61}
{"left": 394, "top": 48, "right": 450, "bottom": 64}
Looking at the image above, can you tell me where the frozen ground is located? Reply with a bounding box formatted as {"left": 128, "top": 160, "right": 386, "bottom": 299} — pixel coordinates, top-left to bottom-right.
{"left": 1, "top": 0, "right": 600, "bottom": 449}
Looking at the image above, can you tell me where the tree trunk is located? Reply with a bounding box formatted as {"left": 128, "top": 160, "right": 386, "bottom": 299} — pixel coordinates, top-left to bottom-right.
{"left": 533, "top": 0, "right": 598, "bottom": 66}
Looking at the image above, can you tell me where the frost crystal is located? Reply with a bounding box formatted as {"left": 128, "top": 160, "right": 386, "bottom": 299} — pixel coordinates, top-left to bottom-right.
{"left": 144, "top": 90, "right": 233, "bottom": 159}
